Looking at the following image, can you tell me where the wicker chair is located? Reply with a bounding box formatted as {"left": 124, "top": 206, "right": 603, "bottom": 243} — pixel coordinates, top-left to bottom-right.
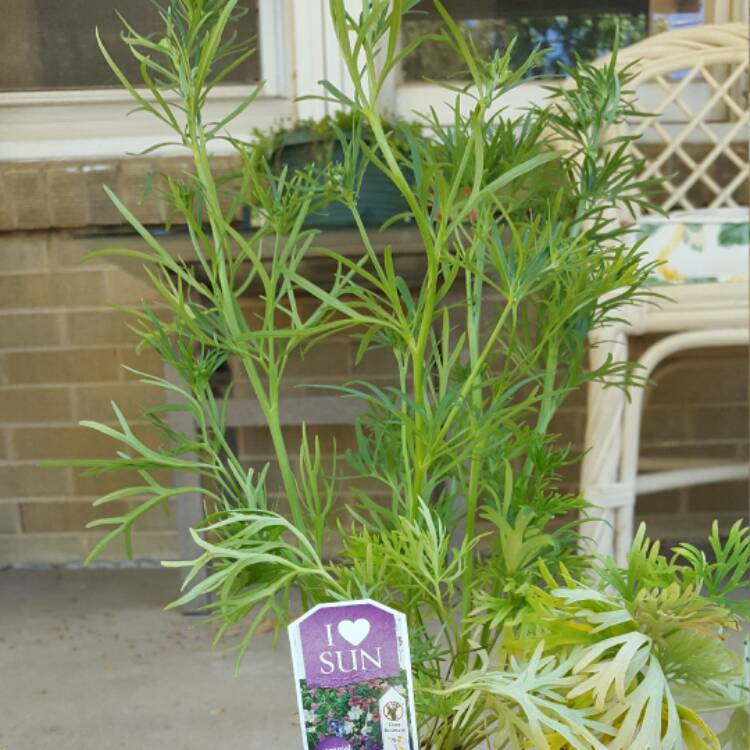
{"left": 580, "top": 23, "right": 750, "bottom": 564}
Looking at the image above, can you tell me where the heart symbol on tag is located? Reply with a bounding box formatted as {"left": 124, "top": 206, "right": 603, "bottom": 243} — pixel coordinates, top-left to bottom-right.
{"left": 337, "top": 618, "right": 370, "bottom": 647}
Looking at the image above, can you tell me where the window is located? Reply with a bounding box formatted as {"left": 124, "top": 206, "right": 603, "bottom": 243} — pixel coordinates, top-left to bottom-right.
{"left": 0, "top": 0, "right": 291, "bottom": 160}
{"left": 0, "top": 1, "right": 742, "bottom": 160}
{"left": 392, "top": 1, "right": 713, "bottom": 122}
{"left": 401, "top": 1, "right": 651, "bottom": 82}
{"left": 0, "top": 0, "right": 261, "bottom": 92}
{"left": 652, "top": 0, "right": 705, "bottom": 33}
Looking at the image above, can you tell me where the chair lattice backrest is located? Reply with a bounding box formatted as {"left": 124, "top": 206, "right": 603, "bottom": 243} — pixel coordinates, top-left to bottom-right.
{"left": 611, "top": 23, "right": 749, "bottom": 215}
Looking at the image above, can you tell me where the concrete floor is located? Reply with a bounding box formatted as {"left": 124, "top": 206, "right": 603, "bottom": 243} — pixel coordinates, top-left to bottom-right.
{"left": 0, "top": 568, "right": 300, "bottom": 750}
{"left": 1, "top": 568, "right": 746, "bottom": 749}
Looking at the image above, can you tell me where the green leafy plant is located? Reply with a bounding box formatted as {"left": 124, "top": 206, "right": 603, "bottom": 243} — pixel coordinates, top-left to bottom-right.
{"left": 64, "top": 1, "right": 749, "bottom": 748}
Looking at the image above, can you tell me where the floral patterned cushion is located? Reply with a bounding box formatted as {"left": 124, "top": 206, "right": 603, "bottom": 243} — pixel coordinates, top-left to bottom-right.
{"left": 634, "top": 207, "right": 749, "bottom": 283}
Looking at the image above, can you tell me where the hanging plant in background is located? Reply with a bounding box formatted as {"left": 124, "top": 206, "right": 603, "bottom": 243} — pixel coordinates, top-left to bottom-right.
{"left": 61, "top": 1, "right": 750, "bottom": 748}
{"left": 252, "top": 110, "right": 416, "bottom": 229}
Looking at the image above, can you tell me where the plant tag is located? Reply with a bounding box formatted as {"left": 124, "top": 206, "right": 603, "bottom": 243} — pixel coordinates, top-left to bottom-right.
{"left": 379, "top": 688, "right": 410, "bottom": 749}
{"left": 289, "top": 599, "right": 418, "bottom": 750}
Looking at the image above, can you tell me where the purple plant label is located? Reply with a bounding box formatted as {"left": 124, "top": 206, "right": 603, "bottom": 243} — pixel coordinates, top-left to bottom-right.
{"left": 289, "top": 599, "right": 418, "bottom": 750}
{"left": 298, "top": 602, "right": 399, "bottom": 688}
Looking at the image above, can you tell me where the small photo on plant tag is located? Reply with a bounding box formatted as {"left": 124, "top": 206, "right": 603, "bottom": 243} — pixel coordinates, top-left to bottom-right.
{"left": 288, "top": 599, "right": 418, "bottom": 750}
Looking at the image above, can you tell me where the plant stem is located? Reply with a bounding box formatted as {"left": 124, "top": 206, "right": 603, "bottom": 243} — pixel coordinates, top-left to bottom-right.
{"left": 184, "top": 89, "right": 304, "bottom": 529}
{"left": 457, "top": 240, "right": 486, "bottom": 670}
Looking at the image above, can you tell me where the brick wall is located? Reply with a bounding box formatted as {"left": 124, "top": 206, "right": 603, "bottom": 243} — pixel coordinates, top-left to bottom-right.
{"left": 0, "top": 158, "right": 186, "bottom": 563}
{"left": 0, "top": 157, "right": 747, "bottom": 564}
{"left": 0, "top": 227, "right": 174, "bottom": 562}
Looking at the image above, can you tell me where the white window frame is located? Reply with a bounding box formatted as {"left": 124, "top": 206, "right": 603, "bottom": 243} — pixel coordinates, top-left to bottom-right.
{"left": 290, "top": 0, "right": 365, "bottom": 120}
{"left": 0, "top": 0, "right": 296, "bottom": 161}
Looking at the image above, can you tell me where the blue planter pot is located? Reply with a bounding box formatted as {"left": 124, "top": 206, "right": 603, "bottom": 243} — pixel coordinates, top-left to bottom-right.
{"left": 272, "top": 131, "right": 411, "bottom": 229}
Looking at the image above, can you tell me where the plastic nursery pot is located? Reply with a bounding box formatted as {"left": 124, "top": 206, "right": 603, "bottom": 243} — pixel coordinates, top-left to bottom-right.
{"left": 271, "top": 129, "right": 411, "bottom": 230}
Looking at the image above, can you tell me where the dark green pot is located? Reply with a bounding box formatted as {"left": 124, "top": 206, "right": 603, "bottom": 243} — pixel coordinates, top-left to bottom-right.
{"left": 272, "top": 130, "right": 411, "bottom": 229}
